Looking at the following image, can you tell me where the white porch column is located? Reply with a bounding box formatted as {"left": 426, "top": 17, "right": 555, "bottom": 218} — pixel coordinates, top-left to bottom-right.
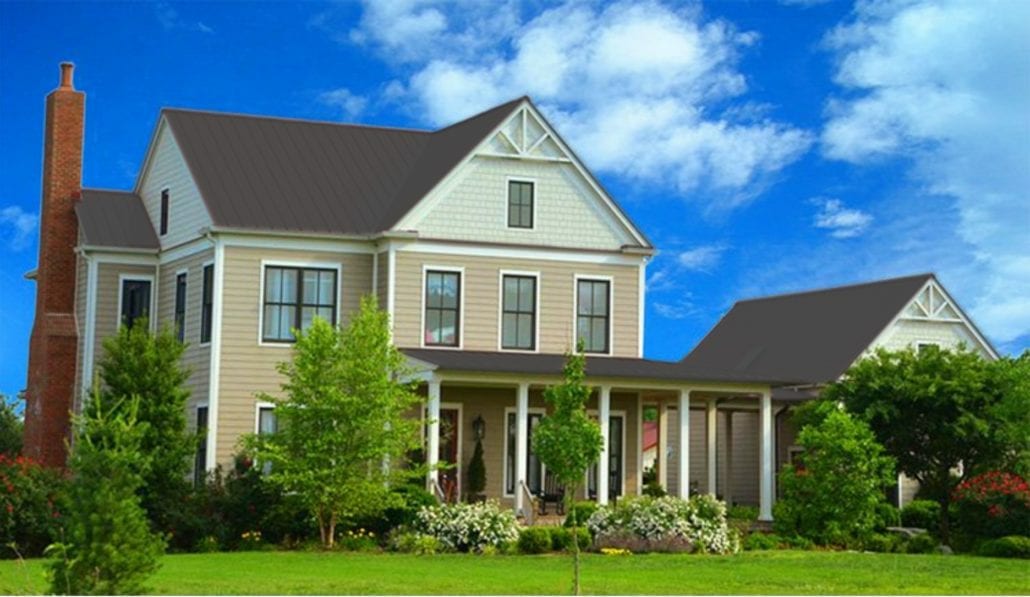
{"left": 427, "top": 379, "right": 441, "bottom": 488}
{"left": 598, "top": 385, "right": 612, "bottom": 505}
{"left": 678, "top": 388, "right": 691, "bottom": 499}
{"left": 724, "top": 411, "right": 734, "bottom": 506}
{"left": 759, "top": 389, "right": 774, "bottom": 522}
{"left": 514, "top": 382, "right": 529, "bottom": 514}
{"left": 706, "top": 398, "right": 717, "bottom": 496}
{"left": 657, "top": 401, "right": 669, "bottom": 489}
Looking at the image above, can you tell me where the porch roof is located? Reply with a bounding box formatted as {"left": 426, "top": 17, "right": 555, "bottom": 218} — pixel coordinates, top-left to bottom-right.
{"left": 402, "top": 348, "right": 801, "bottom": 386}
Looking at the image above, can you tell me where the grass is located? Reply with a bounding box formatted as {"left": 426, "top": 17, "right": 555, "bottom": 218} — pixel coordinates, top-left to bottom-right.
{"left": 1, "top": 550, "right": 1027, "bottom": 595}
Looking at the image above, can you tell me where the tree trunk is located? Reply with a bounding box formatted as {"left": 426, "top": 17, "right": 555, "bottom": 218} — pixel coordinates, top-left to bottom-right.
{"left": 937, "top": 495, "right": 951, "bottom": 544}
{"left": 328, "top": 512, "right": 337, "bottom": 549}
{"left": 318, "top": 512, "right": 328, "bottom": 548}
{"left": 567, "top": 489, "right": 580, "bottom": 596}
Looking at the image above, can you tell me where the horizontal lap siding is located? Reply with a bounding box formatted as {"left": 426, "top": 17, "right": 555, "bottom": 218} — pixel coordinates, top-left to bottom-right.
{"left": 140, "top": 122, "right": 212, "bottom": 249}
{"left": 393, "top": 250, "right": 640, "bottom": 356}
{"left": 93, "top": 262, "right": 157, "bottom": 374}
{"left": 215, "top": 246, "right": 373, "bottom": 465}
{"left": 156, "top": 249, "right": 213, "bottom": 414}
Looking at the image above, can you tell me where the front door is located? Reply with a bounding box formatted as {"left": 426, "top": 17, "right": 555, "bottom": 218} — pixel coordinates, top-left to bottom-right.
{"left": 438, "top": 408, "right": 460, "bottom": 502}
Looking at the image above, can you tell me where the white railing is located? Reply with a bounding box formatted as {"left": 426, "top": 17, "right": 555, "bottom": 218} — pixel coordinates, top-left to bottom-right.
{"left": 519, "top": 480, "right": 536, "bottom": 526}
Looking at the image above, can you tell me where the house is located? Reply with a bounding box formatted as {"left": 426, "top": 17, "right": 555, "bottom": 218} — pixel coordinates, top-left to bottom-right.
{"left": 681, "top": 273, "right": 998, "bottom": 506}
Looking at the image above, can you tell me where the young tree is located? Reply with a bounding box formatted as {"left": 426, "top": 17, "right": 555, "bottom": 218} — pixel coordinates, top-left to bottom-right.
{"left": 47, "top": 393, "right": 164, "bottom": 595}
{"left": 0, "top": 393, "right": 22, "bottom": 457}
{"left": 92, "top": 318, "right": 194, "bottom": 540}
{"left": 466, "top": 438, "right": 486, "bottom": 501}
{"left": 244, "top": 296, "right": 423, "bottom": 548}
{"left": 533, "top": 348, "right": 603, "bottom": 596}
{"left": 824, "top": 345, "right": 1013, "bottom": 541}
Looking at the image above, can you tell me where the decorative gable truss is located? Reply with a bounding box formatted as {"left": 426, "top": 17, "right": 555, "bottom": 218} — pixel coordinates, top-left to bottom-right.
{"left": 901, "top": 282, "right": 962, "bottom": 322}
{"left": 480, "top": 105, "right": 570, "bottom": 162}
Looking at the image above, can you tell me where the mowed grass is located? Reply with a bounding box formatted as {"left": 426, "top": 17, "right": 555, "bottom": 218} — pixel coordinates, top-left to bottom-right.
{"left": 1, "top": 550, "right": 1027, "bottom": 595}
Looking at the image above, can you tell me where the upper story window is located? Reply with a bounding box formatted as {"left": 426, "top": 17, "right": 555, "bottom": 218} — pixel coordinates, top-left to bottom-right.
{"left": 424, "top": 270, "right": 461, "bottom": 347}
{"left": 120, "top": 278, "right": 151, "bottom": 329}
{"left": 507, "top": 180, "right": 534, "bottom": 229}
{"left": 159, "top": 189, "right": 169, "bottom": 236}
{"left": 576, "top": 278, "right": 610, "bottom": 354}
{"left": 174, "top": 272, "right": 187, "bottom": 343}
{"left": 501, "top": 274, "right": 536, "bottom": 350}
{"left": 262, "top": 266, "right": 337, "bottom": 343}
{"left": 193, "top": 406, "right": 208, "bottom": 487}
{"left": 200, "top": 264, "right": 213, "bottom": 344}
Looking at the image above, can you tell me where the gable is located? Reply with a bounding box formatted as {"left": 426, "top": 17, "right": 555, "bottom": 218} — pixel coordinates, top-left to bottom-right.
{"left": 394, "top": 102, "right": 649, "bottom": 251}
{"left": 135, "top": 118, "right": 212, "bottom": 248}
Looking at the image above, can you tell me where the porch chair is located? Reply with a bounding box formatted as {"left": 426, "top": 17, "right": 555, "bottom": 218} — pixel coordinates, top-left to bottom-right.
{"left": 538, "top": 473, "right": 565, "bottom": 515}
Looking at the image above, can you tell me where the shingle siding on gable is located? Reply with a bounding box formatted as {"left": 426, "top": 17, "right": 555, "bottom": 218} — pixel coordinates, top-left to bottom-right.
{"left": 410, "top": 157, "right": 630, "bottom": 250}
{"left": 140, "top": 122, "right": 212, "bottom": 248}
{"left": 874, "top": 318, "right": 984, "bottom": 355}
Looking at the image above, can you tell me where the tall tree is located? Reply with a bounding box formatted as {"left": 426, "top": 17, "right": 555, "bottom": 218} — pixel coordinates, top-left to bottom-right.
{"left": 533, "top": 348, "right": 603, "bottom": 596}
{"left": 92, "top": 319, "right": 194, "bottom": 540}
{"left": 987, "top": 351, "right": 1030, "bottom": 478}
{"left": 245, "top": 296, "right": 423, "bottom": 548}
{"left": 825, "top": 345, "right": 1013, "bottom": 541}
{"left": 0, "top": 393, "right": 22, "bottom": 457}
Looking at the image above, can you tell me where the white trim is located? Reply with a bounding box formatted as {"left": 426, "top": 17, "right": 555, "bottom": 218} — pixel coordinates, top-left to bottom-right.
{"left": 503, "top": 403, "right": 547, "bottom": 499}
{"left": 636, "top": 393, "right": 644, "bottom": 496}
{"left": 504, "top": 176, "right": 538, "bottom": 231}
{"left": 81, "top": 255, "right": 99, "bottom": 398}
{"left": 371, "top": 251, "right": 378, "bottom": 297}
{"left": 496, "top": 269, "right": 541, "bottom": 353}
{"left": 256, "top": 259, "right": 344, "bottom": 348}
{"left": 115, "top": 273, "right": 157, "bottom": 333}
{"left": 204, "top": 239, "right": 225, "bottom": 470}
{"left": 437, "top": 401, "right": 464, "bottom": 499}
{"left": 160, "top": 237, "right": 213, "bottom": 264}
{"left": 477, "top": 152, "right": 571, "bottom": 163}
{"left": 393, "top": 238, "right": 648, "bottom": 266}
{"left": 218, "top": 232, "right": 375, "bottom": 255}
{"left": 677, "top": 389, "right": 691, "bottom": 499}
{"left": 387, "top": 246, "right": 397, "bottom": 338}
{"left": 573, "top": 273, "right": 615, "bottom": 356}
{"left": 588, "top": 404, "right": 628, "bottom": 501}
{"left": 637, "top": 260, "right": 647, "bottom": 358}
{"left": 198, "top": 259, "right": 214, "bottom": 347}
{"left": 83, "top": 250, "right": 158, "bottom": 266}
{"left": 254, "top": 401, "right": 276, "bottom": 434}
{"left": 419, "top": 265, "right": 465, "bottom": 350}
{"left": 758, "top": 390, "right": 774, "bottom": 522}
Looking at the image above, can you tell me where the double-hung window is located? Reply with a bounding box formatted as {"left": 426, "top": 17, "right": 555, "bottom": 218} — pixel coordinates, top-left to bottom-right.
{"left": 174, "top": 272, "right": 187, "bottom": 343}
{"left": 193, "top": 406, "right": 208, "bottom": 487}
{"left": 159, "top": 189, "right": 169, "bottom": 236}
{"left": 424, "top": 270, "right": 461, "bottom": 347}
{"left": 200, "top": 264, "right": 213, "bottom": 344}
{"left": 120, "top": 278, "right": 151, "bottom": 329}
{"left": 576, "top": 278, "right": 610, "bottom": 354}
{"left": 501, "top": 274, "right": 536, "bottom": 350}
{"left": 262, "top": 266, "right": 337, "bottom": 343}
{"left": 507, "top": 180, "right": 533, "bottom": 229}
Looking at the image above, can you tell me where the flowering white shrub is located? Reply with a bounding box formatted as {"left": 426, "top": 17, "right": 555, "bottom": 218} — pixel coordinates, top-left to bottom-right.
{"left": 413, "top": 500, "right": 520, "bottom": 553}
{"left": 587, "top": 495, "right": 739, "bottom": 554}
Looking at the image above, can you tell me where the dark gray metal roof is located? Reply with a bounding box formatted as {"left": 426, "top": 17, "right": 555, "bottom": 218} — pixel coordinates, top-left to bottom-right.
{"left": 75, "top": 189, "right": 159, "bottom": 250}
{"left": 402, "top": 348, "right": 797, "bottom": 386}
{"left": 680, "top": 274, "right": 934, "bottom": 385}
{"left": 162, "top": 97, "right": 526, "bottom": 236}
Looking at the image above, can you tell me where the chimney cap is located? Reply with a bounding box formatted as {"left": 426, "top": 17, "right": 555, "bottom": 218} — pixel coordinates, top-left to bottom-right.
{"left": 59, "top": 62, "right": 74, "bottom": 90}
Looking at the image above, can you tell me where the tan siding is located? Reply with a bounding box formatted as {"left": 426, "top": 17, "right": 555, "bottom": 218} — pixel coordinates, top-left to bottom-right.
{"left": 93, "top": 263, "right": 157, "bottom": 370}
{"left": 139, "top": 121, "right": 212, "bottom": 249}
{"left": 376, "top": 251, "right": 388, "bottom": 309}
{"left": 156, "top": 249, "right": 213, "bottom": 413}
{"left": 393, "top": 250, "right": 640, "bottom": 356}
{"left": 215, "top": 246, "right": 374, "bottom": 465}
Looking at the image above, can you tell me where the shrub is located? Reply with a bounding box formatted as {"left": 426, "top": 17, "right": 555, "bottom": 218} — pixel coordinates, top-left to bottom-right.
{"left": 413, "top": 500, "right": 519, "bottom": 553}
{"left": 642, "top": 481, "right": 667, "bottom": 498}
{"left": 977, "top": 535, "right": 1030, "bottom": 559}
{"left": 951, "top": 471, "right": 1030, "bottom": 540}
{"left": 194, "top": 536, "right": 220, "bottom": 553}
{"left": 905, "top": 532, "right": 939, "bottom": 554}
{"left": 727, "top": 505, "right": 759, "bottom": 521}
{"left": 901, "top": 500, "right": 941, "bottom": 531}
{"left": 550, "top": 526, "right": 591, "bottom": 552}
{"left": 238, "top": 530, "right": 265, "bottom": 551}
{"left": 353, "top": 483, "right": 437, "bottom": 536}
{"left": 389, "top": 531, "right": 443, "bottom": 555}
{"left": 774, "top": 409, "right": 896, "bottom": 546}
{"left": 466, "top": 439, "right": 486, "bottom": 499}
{"left": 743, "top": 533, "right": 780, "bottom": 551}
{"left": 587, "top": 495, "right": 737, "bottom": 554}
{"left": 864, "top": 533, "right": 903, "bottom": 553}
{"left": 0, "top": 454, "right": 65, "bottom": 558}
{"left": 564, "top": 501, "right": 598, "bottom": 528}
{"left": 337, "top": 527, "right": 377, "bottom": 552}
{"left": 518, "top": 527, "right": 553, "bottom": 554}
{"left": 874, "top": 502, "right": 901, "bottom": 530}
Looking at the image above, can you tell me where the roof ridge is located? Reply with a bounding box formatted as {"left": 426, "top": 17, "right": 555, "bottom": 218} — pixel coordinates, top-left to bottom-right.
{"left": 735, "top": 273, "right": 935, "bottom": 304}
{"left": 161, "top": 107, "right": 432, "bottom": 135}
{"left": 431, "top": 96, "right": 527, "bottom": 134}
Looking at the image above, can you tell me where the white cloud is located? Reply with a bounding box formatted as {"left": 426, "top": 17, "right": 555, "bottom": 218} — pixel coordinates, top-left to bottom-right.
{"left": 0, "top": 206, "right": 37, "bottom": 251}
{"left": 654, "top": 298, "right": 701, "bottom": 320}
{"left": 154, "top": 2, "right": 214, "bottom": 34}
{"left": 348, "top": 0, "right": 812, "bottom": 210}
{"left": 821, "top": 0, "right": 1030, "bottom": 344}
{"left": 811, "top": 197, "right": 872, "bottom": 238}
{"left": 676, "top": 244, "right": 726, "bottom": 272}
{"left": 318, "top": 88, "right": 369, "bottom": 120}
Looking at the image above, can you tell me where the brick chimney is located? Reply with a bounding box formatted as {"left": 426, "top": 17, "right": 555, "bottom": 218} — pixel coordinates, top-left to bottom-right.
{"left": 22, "top": 62, "right": 85, "bottom": 467}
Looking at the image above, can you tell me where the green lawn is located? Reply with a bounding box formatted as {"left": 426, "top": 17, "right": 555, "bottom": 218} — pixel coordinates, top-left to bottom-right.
{"left": 1, "top": 550, "right": 1026, "bottom": 595}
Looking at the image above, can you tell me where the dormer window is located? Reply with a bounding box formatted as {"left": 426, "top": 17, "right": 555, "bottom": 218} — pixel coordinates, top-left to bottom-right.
{"left": 160, "top": 189, "right": 169, "bottom": 236}
{"left": 507, "top": 180, "right": 534, "bottom": 229}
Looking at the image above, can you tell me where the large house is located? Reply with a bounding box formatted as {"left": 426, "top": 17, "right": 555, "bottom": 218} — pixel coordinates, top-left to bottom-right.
{"left": 22, "top": 63, "right": 994, "bottom": 520}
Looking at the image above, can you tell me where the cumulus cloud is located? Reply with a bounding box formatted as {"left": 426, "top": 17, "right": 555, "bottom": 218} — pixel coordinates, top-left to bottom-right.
{"left": 154, "top": 2, "right": 213, "bottom": 34}
{"left": 811, "top": 197, "right": 872, "bottom": 238}
{"left": 821, "top": 0, "right": 1030, "bottom": 344}
{"left": 0, "top": 206, "right": 38, "bottom": 251}
{"left": 346, "top": 0, "right": 812, "bottom": 210}
{"left": 318, "top": 88, "right": 369, "bottom": 120}
{"left": 676, "top": 244, "right": 727, "bottom": 272}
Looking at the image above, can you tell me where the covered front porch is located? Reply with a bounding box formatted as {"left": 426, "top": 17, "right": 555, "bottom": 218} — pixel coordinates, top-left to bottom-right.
{"left": 405, "top": 349, "right": 799, "bottom": 523}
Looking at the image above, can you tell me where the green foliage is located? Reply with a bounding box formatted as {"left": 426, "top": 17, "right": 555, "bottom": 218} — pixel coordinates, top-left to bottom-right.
{"left": 518, "top": 527, "right": 553, "bottom": 554}
{"left": 47, "top": 394, "right": 164, "bottom": 595}
{"left": 0, "top": 395, "right": 22, "bottom": 458}
{"left": 951, "top": 471, "right": 1030, "bottom": 540}
{"left": 642, "top": 481, "right": 667, "bottom": 498}
{"left": 336, "top": 527, "right": 377, "bottom": 552}
{"left": 466, "top": 439, "right": 486, "bottom": 498}
{"left": 826, "top": 346, "right": 1026, "bottom": 540}
{"left": 551, "top": 527, "right": 591, "bottom": 552}
{"left": 388, "top": 531, "right": 444, "bottom": 555}
{"left": 863, "top": 533, "right": 905, "bottom": 553}
{"left": 905, "top": 532, "right": 939, "bottom": 554}
{"left": 874, "top": 502, "right": 901, "bottom": 530}
{"left": 588, "top": 495, "right": 737, "bottom": 554}
{"left": 743, "top": 533, "right": 780, "bottom": 551}
{"left": 413, "top": 500, "right": 520, "bottom": 553}
{"left": 564, "top": 501, "right": 598, "bottom": 528}
{"left": 774, "top": 409, "right": 896, "bottom": 546}
{"left": 244, "top": 298, "right": 423, "bottom": 548}
{"left": 93, "top": 319, "right": 194, "bottom": 538}
{"left": 0, "top": 454, "right": 65, "bottom": 558}
{"left": 727, "top": 505, "right": 759, "bottom": 521}
{"left": 900, "top": 500, "right": 941, "bottom": 530}
{"left": 977, "top": 535, "right": 1030, "bottom": 559}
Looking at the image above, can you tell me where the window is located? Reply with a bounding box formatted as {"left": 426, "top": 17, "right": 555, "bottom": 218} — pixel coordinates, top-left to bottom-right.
{"left": 507, "top": 180, "right": 533, "bottom": 229}
{"left": 120, "top": 278, "right": 151, "bottom": 329}
{"left": 159, "top": 189, "right": 169, "bottom": 236}
{"left": 576, "top": 279, "right": 610, "bottom": 353}
{"left": 588, "top": 414, "right": 625, "bottom": 500}
{"left": 200, "top": 264, "right": 213, "bottom": 344}
{"left": 193, "top": 406, "right": 208, "bottom": 487}
{"left": 424, "top": 270, "right": 461, "bottom": 346}
{"left": 257, "top": 406, "right": 277, "bottom": 474}
{"left": 916, "top": 342, "right": 940, "bottom": 354}
{"left": 174, "top": 272, "right": 187, "bottom": 343}
{"left": 501, "top": 274, "right": 536, "bottom": 350}
{"left": 505, "top": 411, "right": 544, "bottom": 495}
{"left": 262, "top": 266, "right": 337, "bottom": 342}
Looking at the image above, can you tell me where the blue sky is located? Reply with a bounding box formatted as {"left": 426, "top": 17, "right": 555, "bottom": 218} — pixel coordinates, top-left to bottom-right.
{"left": 1, "top": 0, "right": 1028, "bottom": 399}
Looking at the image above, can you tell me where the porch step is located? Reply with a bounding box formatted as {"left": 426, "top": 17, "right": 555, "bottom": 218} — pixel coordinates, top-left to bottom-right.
{"left": 529, "top": 514, "right": 565, "bottom": 527}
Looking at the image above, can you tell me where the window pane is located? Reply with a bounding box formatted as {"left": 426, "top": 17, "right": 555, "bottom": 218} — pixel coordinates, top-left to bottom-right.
{"left": 280, "top": 269, "right": 298, "bottom": 303}
{"left": 502, "top": 313, "right": 516, "bottom": 347}
{"left": 503, "top": 277, "right": 518, "bottom": 309}
{"left": 440, "top": 311, "right": 457, "bottom": 344}
{"left": 264, "top": 306, "right": 280, "bottom": 339}
{"left": 578, "top": 281, "right": 592, "bottom": 315}
{"left": 577, "top": 317, "right": 591, "bottom": 346}
{"left": 441, "top": 274, "right": 458, "bottom": 308}
{"left": 517, "top": 314, "right": 532, "bottom": 348}
{"left": 317, "top": 307, "right": 333, "bottom": 323}
{"left": 425, "top": 310, "right": 441, "bottom": 344}
{"left": 319, "top": 272, "right": 335, "bottom": 305}
{"left": 592, "top": 318, "right": 607, "bottom": 352}
{"left": 519, "top": 278, "right": 534, "bottom": 310}
{"left": 302, "top": 270, "right": 318, "bottom": 303}
{"left": 265, "top": 268, "right": 282, "bottom": 302}
{"left": 258, "top": 408, "right": 277, "bottom": 435}
{"left": 279, "top": 306, "right": 296, "bottom": 340}
{"left": 301, "top": 306, "right": 315, "bottom": 331}
{"left": 426, "top": 273, "right": 442, "bottom": 308}
{"left": 593, "top": 282, "right": 608, "bottom": 314}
